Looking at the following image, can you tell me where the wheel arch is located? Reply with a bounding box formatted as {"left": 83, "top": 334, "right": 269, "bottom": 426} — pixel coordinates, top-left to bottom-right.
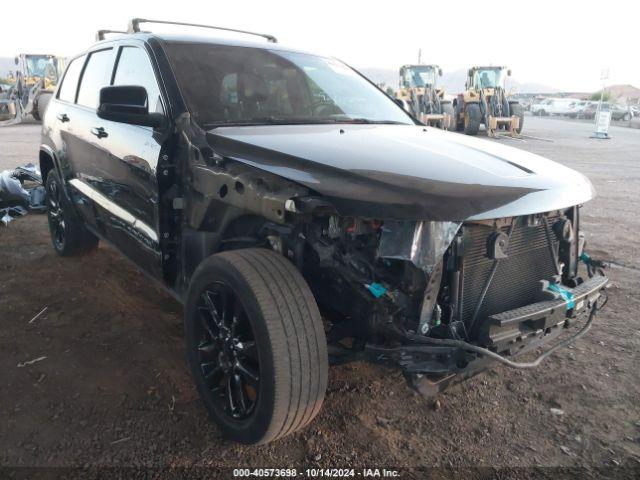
{"left": 181, "top": 212, "right": 292, "bottom": 294}
{"left": 40, "top": 145, "right": 76, "bottom": 205}
{"left": 39, "top": 145, "right": 59, "bottom": 185}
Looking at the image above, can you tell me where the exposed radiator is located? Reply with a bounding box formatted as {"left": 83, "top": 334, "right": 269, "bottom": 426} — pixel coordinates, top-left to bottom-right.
{"left": 459, "top": 218, "right": 560, "bottom": 334}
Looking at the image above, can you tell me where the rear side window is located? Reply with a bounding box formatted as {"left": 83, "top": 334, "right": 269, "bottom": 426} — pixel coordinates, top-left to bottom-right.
{"left": 57, "top": 55, "right": 85, "bottom": 103}
{"left": 77, "top": 49, "right": 114, "bottom": 109}
{"left": 113, "top": 47, "right": 164, "bottom": 114}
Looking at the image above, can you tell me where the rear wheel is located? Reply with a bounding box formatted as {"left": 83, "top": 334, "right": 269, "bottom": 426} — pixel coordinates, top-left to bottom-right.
{"left": 184, "top": 248, "right": 328, "bottom": 444}
{"left": 46, "top": 172, "right": 99, "bottom": 256}
{"left": 36, "top": 93, "right": 52, "bottom": 121}
{"left": 463, "top": 103, "right": 481, "bottom": 135}
{"left": 441, "top": 102, "right": 455, "bottom": 131}
{"left": 454, "top": 102, "right": 464, "bottom": 131}
{"left": 509, "top": 102, "right": 524, "bottom": 133}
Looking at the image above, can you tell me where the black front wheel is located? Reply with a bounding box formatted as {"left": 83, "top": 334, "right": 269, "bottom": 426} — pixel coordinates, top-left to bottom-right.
{"left": 185, "top": 249, "right": 328, "bottom": 444}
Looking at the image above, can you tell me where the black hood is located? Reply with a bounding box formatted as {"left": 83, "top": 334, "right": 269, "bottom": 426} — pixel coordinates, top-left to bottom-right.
{"left": 206, "top": 124, "right": 594, "bottom": 221}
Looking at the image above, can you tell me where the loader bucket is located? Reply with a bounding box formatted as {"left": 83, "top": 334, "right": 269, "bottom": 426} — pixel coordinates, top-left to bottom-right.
{"left": 487, "top": 115, "right": 520, "bottom": 138}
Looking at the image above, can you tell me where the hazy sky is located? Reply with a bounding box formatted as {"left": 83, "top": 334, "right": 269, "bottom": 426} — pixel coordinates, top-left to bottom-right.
{"left": 1, "top": 0, "right": 637, "bottom": 92}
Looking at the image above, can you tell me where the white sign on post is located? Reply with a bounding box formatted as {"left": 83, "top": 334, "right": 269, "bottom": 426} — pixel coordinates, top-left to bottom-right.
{"left": 595, "top": 110, "right": 611, "bottom": 135}
{"left": 591, "top": 68, "right": 611, "bottom": 139}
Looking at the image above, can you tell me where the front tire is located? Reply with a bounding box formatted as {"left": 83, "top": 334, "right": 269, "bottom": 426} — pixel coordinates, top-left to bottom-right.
{"left": 184, "top": 248, "right": 328, "bottom": 445}
{"left": 463, "top": 103, "right": 481, "bottom": 135}
{"left": 45, "top": 172, "right": 99, "bottom": 256}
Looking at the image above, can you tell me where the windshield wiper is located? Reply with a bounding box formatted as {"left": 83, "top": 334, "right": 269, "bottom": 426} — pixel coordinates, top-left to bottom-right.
{"left": 338, "top": 118, "right": 409, "bottom": 125}
{"left": 205, "top": 116, "right": 411, "bottom": 129}
{"left": 205, "top": 116, "right": 342, "bottom": 129}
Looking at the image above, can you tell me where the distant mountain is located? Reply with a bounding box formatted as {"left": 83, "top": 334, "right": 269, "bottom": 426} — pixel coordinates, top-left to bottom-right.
{"left": 358, "top": 66, "right": 559, "bottom": 95}
{"left": 606, "top": 84, "right": 640, "bottom": 101}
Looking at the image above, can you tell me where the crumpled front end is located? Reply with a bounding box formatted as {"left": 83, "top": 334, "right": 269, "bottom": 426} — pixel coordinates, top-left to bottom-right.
{"left": 300, "top": 203, "right": 608, "bottom": 395}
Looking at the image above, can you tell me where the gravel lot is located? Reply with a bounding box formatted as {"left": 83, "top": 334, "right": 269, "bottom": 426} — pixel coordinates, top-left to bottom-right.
{"left": 0, "top": 116, "right": 639, "bottom": 476}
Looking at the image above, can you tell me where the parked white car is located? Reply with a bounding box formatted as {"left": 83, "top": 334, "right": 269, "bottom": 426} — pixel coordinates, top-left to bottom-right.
{"left": 567, "top": 100, "right": 596, "bottom": 118}
{"left": 531, "top": 98, "right": 582, "bottom": 116}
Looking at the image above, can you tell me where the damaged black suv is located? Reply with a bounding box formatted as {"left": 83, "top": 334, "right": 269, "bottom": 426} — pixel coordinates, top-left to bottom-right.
{"left": 40, "top": 19, "right": 608, "bottom": 444}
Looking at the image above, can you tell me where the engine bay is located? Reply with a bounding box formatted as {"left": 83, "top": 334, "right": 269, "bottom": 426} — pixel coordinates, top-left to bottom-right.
{"left": 298, "top": 206, "right": 587, "bottom": 352}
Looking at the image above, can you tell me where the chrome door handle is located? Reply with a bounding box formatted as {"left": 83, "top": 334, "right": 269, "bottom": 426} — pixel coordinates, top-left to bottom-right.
{"left": 90, "top": 127, "right": 108, "bottom": 139}
{"left": 57, "top": 113, "right": 70, "bottom": 122}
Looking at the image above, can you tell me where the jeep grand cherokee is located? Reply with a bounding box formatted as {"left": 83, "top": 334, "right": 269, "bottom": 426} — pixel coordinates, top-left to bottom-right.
{"left": 39, "top": 18, "right": 608, "bottom": 445}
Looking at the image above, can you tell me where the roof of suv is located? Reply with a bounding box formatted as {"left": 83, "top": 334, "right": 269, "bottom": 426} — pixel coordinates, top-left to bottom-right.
{"left": 94, "top": 31, "right": 318, "bottom": 57}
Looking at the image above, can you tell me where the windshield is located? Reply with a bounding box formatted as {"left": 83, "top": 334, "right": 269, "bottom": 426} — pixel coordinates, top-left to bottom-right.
{"left": 165, "top": 43, "right": 414, "bottom": 127}
{"left": 472, "top": 68, "right": 506, "bottom": 89}
{"left": 403, "top": 66, "right": 436, "bottom": 88}
{"left": 25, "top": 55, "right": 60, "bottom": 82}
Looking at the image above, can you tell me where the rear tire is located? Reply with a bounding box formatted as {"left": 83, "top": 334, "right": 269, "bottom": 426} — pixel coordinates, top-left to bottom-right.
{"left": 441, "top": 102, "right": 455, "bottom": 131}
{"left": 36, "top": 93, "right": 52, "bottom": 121}
{"left": 454, "top": 102, "right": 464, "bottom": 131}
{"left": 45, "top": 171, "right": 99, "bottom": 256}
{"left": 509, "top": 102, "right": 524, "bottom": 133}
{"left": 184, "top": 248, "right": 328, "bottom": 445}
{"left": 463, "top": 103, "right": 481, "bottom": 135}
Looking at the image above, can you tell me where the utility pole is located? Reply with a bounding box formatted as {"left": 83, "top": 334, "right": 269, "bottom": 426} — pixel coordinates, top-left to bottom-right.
{"left": 597, "top": 68, "right": 608, "bottom": 110}
{"left": 591, "top": 68, "right": 611, "bottom": 139}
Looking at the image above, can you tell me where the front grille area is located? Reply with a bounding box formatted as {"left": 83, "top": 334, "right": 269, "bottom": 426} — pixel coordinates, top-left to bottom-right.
{"left": 459, "top": 218, "right": 559, "bottom": 333}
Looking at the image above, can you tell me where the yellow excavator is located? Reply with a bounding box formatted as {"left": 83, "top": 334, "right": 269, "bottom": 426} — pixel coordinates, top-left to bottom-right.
{"left": 453, "top": 66, "right": 523, "bottom": 137}
{"left": 396, "top": 64, "right": 455, "bottom": 130}
{"left": 0, "top": 54, "right": 64, "bottom": 126}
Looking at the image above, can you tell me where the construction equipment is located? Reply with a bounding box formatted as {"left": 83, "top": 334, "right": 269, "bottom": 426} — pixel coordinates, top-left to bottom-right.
{"left": 453, "top": 66, "right": 524, "bottom": 137}
{"left": 0, "top": 54, "right": 64, "bottom": 126}
{"left": 396, "top": 65, "right": 455, "bottom": 130}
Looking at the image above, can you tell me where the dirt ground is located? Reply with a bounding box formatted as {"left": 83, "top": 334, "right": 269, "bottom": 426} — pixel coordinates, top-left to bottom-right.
{"left": 0, "top": 116, "right": 639, "bottom": 477}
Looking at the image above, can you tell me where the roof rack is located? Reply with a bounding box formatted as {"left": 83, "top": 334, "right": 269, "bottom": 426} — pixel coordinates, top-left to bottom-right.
{"left": 127, "top": 18, "right": 277, "bottom": 43}
{"left": 96, "top": 29, "right": 127, "bottom": 41}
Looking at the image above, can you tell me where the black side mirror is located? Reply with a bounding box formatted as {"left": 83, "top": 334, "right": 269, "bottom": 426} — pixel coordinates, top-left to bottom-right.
{"left": 97, "top": 85, "right": 165, "bottom": 128}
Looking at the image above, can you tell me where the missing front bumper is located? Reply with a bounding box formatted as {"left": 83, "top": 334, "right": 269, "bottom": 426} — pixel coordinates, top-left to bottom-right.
{"left": 480, "top": 274, "right": 608, "bottom": 354}
{"left": 364, "top": 275, "right": 608, "bottom": 396}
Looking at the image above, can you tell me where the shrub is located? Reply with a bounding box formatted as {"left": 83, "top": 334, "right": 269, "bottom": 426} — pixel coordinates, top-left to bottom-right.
{"left": 590, "top": 90, "right": 612, "bottom": 101}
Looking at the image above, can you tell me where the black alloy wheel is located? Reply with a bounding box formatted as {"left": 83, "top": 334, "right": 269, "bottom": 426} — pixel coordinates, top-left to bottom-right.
{"left": 196, "top": 283, "right": 260, "bottom": 420}
{"left": 44, "top": 171, "right": 98, "bottom": 256}
{"left": 46, "top": 175, "right": 66, "bottom": 251}
{"left": 185, "top": 249, "right": 328, "bottom": 444}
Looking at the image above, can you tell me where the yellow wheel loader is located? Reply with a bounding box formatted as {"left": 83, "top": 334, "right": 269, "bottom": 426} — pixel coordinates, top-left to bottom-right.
{"left": 396, "top": 65, "right": 455, "bottom": 130}
{"left": 0, "top": 54, "right": 64, "bottom": 126}
{"left": 453, "top": 66, "right": 523, "bottom": 137}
